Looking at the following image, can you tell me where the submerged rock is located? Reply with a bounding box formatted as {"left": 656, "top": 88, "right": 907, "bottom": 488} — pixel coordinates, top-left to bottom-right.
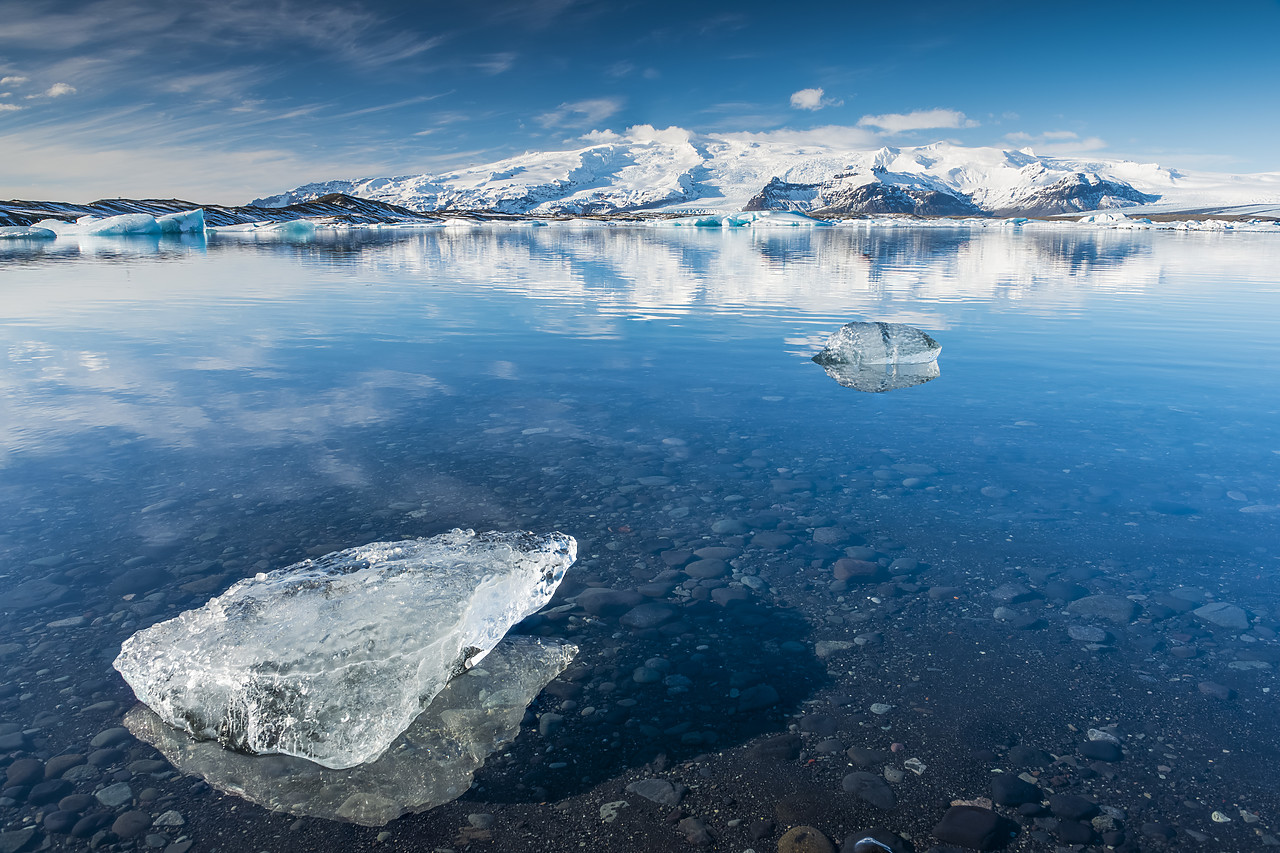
{"left": 114, "top": 529, "right": 576, "bottom": 769}
{"left": 812, "top": 322, "right": 941, "bottom": 392}
{"left": 125, "top": 637, "right": 576, "bottom": 826}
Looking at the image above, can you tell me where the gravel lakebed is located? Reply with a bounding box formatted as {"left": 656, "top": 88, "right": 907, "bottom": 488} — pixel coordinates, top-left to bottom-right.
{"left": 3, "top": 420, "right": 1278, "bottom": 853}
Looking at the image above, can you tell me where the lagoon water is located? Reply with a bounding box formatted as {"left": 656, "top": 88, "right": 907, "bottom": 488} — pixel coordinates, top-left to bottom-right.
{"left": 2, "top": 224, "right": 1279, "bottom": 851}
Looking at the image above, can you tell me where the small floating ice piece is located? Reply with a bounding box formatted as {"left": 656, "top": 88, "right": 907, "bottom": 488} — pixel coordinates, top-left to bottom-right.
{"left": 125, "top": 636, "right": 577, "bottom": 826}
{"left": 812, "top": 321, "right": 942, "bottom": 393}
{"left": 114, "top": 529, "right": 576, "bottom": 769}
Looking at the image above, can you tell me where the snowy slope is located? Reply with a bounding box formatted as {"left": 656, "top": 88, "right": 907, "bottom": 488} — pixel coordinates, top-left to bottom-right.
{"left": 253, "top": 130, "right": 1280, "bottom": 218}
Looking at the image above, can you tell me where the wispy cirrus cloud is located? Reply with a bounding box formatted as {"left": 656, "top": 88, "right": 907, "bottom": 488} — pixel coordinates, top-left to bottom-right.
{"left": 333, "top": 93, "right": 449, "bottom": 120}
{"left": 857, "top": 108, "right": 977, "bottom": 133}
{"left": 0, "top": 0, "right": 447, "bottom": 87}
{"left": 536, "top": 97, "right": 623, "bottom": 129}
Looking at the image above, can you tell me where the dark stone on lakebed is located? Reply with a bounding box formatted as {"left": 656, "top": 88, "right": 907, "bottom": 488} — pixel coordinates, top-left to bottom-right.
{"left": 1006, "top": 745, "right": 1052, "bottom": 767}
{"left": 932, "top": 806, "right": 1016, "bottom": 850}
{"left": 1079, "top": 740, "right": 1122, "bottom": 762}
{"left": 991, "top": 775, "right": 1041, "bottom": 806}
{"left": 1056, "top": 820, "right": 1097, "bottom": 844}
{"left": 841, "top": 772, "right": 895, "bottom": 810}
{"left": 750, "top": 734, "right": 802, "bottom": 761}
{"left": 1048, "top": 793, "right": 1100, "bottom": 821}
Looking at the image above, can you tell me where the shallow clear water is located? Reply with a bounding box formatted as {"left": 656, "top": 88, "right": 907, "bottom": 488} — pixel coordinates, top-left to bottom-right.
{"left": 3, "top": 224, "right": 1280, "bottom": 848}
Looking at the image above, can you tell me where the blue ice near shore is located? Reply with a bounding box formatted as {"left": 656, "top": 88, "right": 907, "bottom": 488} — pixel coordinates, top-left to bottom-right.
{"left": 114, "top": 529, "right": 576, "bottom": 769}
{"left": 30, "top": 209, "right": 205, "bottom": 237}
{"left": 0, "top": 225, "right": 58, "bottom": 239}
{"left": 656, "top": 210, "right": 832, "bottom": 228}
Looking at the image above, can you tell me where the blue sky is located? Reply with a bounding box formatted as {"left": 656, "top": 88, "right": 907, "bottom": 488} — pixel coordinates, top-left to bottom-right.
{"left": 1, "top": 0, "right": 1277, "bottom": 203}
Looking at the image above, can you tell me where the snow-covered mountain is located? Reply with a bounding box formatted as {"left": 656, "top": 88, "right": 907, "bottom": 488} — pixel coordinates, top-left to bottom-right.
{"left": 252, "top": 128, "right": 1280, "bottom": 218}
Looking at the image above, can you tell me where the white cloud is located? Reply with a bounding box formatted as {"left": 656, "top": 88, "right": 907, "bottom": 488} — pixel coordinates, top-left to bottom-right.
{"left": 0, "top": 103, "right": 24, "bottom": 112}
{"left": 857, "top": 108, "right": 977, "bottom": 133}
{"left": 536, "top": 97, "right": 622, "bottom": 129}
{"left": 44, "top": 82, "right": 77, "bottom": 97}
{"left": 1006, "top": 130, "right": 1078, "bottom": 142}
{"left": 789, "top": 87, "right": 841, "bottom": 111}
{"left": 721, "top": 124, "right": 882, "bottom": 149}
{"left": 0, "top": 75, "right": 28, "bottom": 86}
{"left": 580, "top": 125, "right": 692, "bottom": 146}
{"left": 1004, "top": 130, "right": 1107, "bottom": 155}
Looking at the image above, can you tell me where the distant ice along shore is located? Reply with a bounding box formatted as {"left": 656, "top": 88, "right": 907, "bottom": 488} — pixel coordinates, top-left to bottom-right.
{"left": 4, "top": 138, "right": 1280, "bottom": 236}
{"left": 2, "top": 202, "right": 1279, "bottom": 242}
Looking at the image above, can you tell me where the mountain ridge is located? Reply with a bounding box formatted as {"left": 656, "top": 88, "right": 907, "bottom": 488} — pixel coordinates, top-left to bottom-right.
{"left": 252, "top": 132, "right": 1280, "bottom": 219}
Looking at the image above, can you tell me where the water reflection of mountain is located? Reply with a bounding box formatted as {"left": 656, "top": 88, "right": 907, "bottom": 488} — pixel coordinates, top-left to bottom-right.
{"left": 342, "top": 225, "right": 1168, "bottom": 325}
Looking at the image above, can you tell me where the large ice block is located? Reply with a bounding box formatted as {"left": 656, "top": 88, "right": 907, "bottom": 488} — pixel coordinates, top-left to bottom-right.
{"left": 114, "top": 529, "right": 576, "bottom": 769}
{"left": 125, "top": 637, "right": 577, "bottom": 825}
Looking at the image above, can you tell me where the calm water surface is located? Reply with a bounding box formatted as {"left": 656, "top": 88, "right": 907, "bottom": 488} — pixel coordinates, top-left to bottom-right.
{"left": 2, "top": 224, "right": 1279, "bottom": 849}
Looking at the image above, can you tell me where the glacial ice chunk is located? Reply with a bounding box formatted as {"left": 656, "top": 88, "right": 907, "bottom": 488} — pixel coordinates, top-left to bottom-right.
{"left": 262, "top": 218, "right": 316, "bottom": 238}
{"left": 656, "top": 213, "right": 740, "bottom": 228}
{"left": 114, "top": 529, "right": 576, "bottom": 769}
{"left": 812, "top": 322, "right": 941, "bottom": 393}
{"left": 0, "top": 226, "right": 57, "bottom": 239}
{"left": 724, "top": 210, "right": 831, "bottom": 227}
{"left": 124, "top": 637, "right": 576, "bottom": 826}
{"left": 654, "top": 210, "right": 831, "bottom": 228}
{"left": 78, "top": 213, "right": 163, "bottom": 236}
{"left": 156, "top": 208, "right": 205, "bottom": 234}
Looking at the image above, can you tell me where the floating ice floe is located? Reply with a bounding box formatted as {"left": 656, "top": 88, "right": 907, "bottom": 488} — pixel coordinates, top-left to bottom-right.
{"left": 156, "top": 209, "right": 206, "bottom": 233}
{"left": 114, "top": 529, "right": 577, "bottom": 769}
{"left": 812, "top": 321, "right": 942, "bottom": 393}
{"left": 25, "top": 210, "right": 206, "bottom": 237}
{"left": 0, "top": 225, "right": 58, "bottom": 240}
{"left": 125, "top": 636, "right": 577, "bottom": 825}
{"left": 657, "top": 210, "right": 831, "bottom": 228}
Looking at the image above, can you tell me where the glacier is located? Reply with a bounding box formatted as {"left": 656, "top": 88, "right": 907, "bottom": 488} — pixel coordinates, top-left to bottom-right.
{"left": 124, "top": 636, "right": 577, "bottom": 826}
{"left": 812, "top": 322, "right": 942, "bottom": 393}
{"left": 114, "top": 529, "right": 577, "bottom": 769}
{"left": 251, "top": 131, "right": 1280, "bottom": 219}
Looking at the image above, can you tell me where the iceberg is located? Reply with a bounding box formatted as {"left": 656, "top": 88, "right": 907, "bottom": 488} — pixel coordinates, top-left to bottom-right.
{"left": 657, "top": 213, "right": 738, "bottom": 228}
{"left": 0, "top": 225, "right": 57, "bottom": 240}
{"left": 124, "top": 637, "right": 576, "bottom": 826}
{"left": 156, "top": 208, "right": 205, "bottom": 234}
{"left": 263, "top": 218, "right": 317, "bottom": 238}
{"left": 114, "top": 529, "right": 576, "bottom": 769}
{"left": 654, "top": 210, "right": 831, "bottom": 228}
{"left": 812, "top": 322, "right": 942, "bottom": 393}
{"left": 724, "top": 210, "right": 831, "bottom": 227}
{"left": 78, "top": 213, "right": 163, "bottom": 236}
